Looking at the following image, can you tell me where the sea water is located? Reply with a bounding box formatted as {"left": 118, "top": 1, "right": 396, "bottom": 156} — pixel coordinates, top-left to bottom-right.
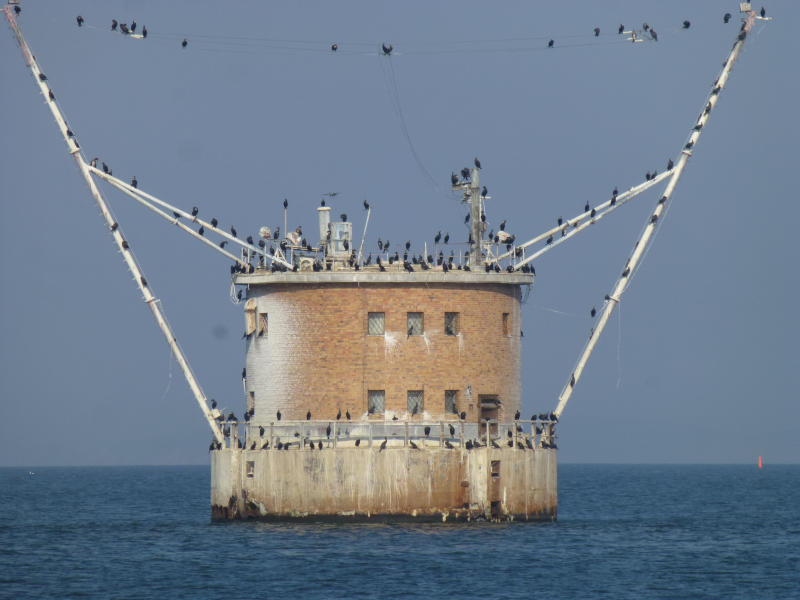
{"left": 1, "top": 464, "right": 797, "bottom": 599}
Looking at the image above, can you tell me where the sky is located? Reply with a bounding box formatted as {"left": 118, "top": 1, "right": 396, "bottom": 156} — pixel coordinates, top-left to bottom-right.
{"left": 1, "top": 1, "right": 797, "bottom": 466}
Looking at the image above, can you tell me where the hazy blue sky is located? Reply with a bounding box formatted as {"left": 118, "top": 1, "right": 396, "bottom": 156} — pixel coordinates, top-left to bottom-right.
{"left": 1, "top": 1, "right": 797, "bottom": 466}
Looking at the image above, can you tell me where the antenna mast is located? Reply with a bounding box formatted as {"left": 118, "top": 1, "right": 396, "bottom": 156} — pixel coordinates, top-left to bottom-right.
{"left": 452, "top": 167, "right": 483, "bottom": 267}
{"left": 4, "top": 7, "right": 224, "bottom": 444}
{"left": 554, "top": 7, "right": 769, "bottom": 419}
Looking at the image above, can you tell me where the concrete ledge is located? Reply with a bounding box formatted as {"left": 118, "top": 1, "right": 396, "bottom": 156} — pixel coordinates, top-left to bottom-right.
{"left": 233, "top": 270, "right": 534, "bottom": 286}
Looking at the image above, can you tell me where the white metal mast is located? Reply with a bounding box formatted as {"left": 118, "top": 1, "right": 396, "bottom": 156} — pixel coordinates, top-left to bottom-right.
{"left": 4, "top": 7, "right": 224, "bottom": 444}
{"left": 554, "top": 7, "right": 769, "bottom": 419}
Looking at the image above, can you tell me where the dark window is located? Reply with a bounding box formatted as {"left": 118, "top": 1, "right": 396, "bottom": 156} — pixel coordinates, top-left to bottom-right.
{"left": 407, "top": 312, "right": 423, "bottom": 336}
{"left": 502, "top": 312, "right": 510, "bottom": 336}
{"left": 368, "top": 390, "right": 385, "bottom": 414}
{"left": 407, "top": 390, "right": 424, "bottom": 414}
{"left": 445, "top": 390, "right": 458, "bottom": 414}
{"left": 444, "top": 312, "right": 459, "bottom": 336}
{"left": 368, "top": 312, "right": 385, "bottom": 335}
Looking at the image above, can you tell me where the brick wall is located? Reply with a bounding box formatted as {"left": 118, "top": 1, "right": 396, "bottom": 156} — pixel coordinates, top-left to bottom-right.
{"left": 244, "top": 281, "right": 523, "bottom": 424}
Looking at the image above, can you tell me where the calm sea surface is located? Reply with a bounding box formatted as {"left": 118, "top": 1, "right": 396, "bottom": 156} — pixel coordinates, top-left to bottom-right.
{"left": 0, "top": 464, "right": 797, "bottom": 599}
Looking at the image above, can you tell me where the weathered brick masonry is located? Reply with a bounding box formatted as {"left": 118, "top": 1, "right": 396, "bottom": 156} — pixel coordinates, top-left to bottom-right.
{"left": 236, "top": 271, "right": 532, "bottom": 424}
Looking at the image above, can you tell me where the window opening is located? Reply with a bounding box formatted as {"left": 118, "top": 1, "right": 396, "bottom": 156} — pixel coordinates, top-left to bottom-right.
{"left": 368, "top": 390, "right": 385, "bottom": 414}
{"left": 407, "top": 312, "right": 423, "bottom": 336}
{"left": 502, "top": 312, "right": 510, "bottom": 336}
{"left": 444, "top": 312, "right": 459, "bottom": 336}
{"left": 407, "top": 390, "right": 424, "bottom": 415}
{"left": 368, "top": 312, "right": 385, "bottom": 336}
{"left": 445, "top": 390, "right": 458, "bottom": 415}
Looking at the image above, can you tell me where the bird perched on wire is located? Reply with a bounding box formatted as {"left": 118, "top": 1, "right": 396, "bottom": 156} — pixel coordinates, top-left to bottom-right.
{"left": 76, "top": 16, "right": 84, "bottom": 27}
{"left": 381, "top": 43, "right": 393, "bottom": 55}
{"left": 182, "top": 38, "right": 188, "bottom": 48}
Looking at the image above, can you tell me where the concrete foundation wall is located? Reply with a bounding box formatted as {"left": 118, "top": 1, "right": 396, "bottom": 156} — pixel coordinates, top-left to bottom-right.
{"left": 211, "top": 446, "right": 557, "bottom": 522}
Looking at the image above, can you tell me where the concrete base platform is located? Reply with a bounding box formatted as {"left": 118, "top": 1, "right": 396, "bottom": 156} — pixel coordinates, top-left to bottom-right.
{"left": 210, "top": 445, "right": 557, "bottom": 522}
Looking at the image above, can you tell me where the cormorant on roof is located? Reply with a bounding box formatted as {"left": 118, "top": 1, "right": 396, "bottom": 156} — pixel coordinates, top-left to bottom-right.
{"left": 110, "top": 222, "right": 118, "bottom": 232}
{"left": 379, "top": 438, "right": 388, "bottom": 451}
{"left": 306, "top": 410, "right": 311, "bottom": 420}
{"left": 198, "top": 226, "right": 204, "bottom": 236}
{"left": 111, "top": 19, "right": 118, "bottom": 31}
{"left": 131, "top": 176, "right": 137, "bottom": 188}
{"left": 246, "top": 235, "right": 254, "bottom": 244}
{"left": 346, "top": 410, "right": 351, "bottom": 420}
{"left": 363, "top": 199, "right": 369, "bottom": 210}
{"left": 48, "top": 89, "right": 55, "bottom": 100}
{"left": 131, "top": 20, "right": 137, "bottom": 32}
{"left": 724, "top": 13, "right": 732, "bottom": 23}
{"left": 191, "top": 206, "right": 199, "bottom": 216}
{"left": 283, "top": 198, "right": 288, "bottom": 209}
{"left": 474, "top": 157, "right": 481, "bottom": 170}
{"left": 409, "top": 440, "right": 419, "bottom": 450}
{"left": 682, "top": 20, "right": 691, "bottom": 29}
{"left": 38, "top": 72, "right": 47, "bottom": 81}
{"left": 667, "top": 158, "right": 674, "bottom": 170}
{"left": 331, "top": 43, "right": 338, "bottom": 52}
{"left": 464, "top": 213, "right": 470, "bottom": 224}
{"left": 120, "top": 23, "right": 129, "bottom": 34}
{"left": 460, "top": 167, "right": 470, "bottom": 180}
{"left": 326, "top": 424, "right": 332, "bottom": 438}
{"left": 584, "top": 202, "right": 590, "bottom": 212}
{"left": 66, "top": 129, "right": 74, "bottom": 138}
{"left": 481, "top": 186, "right": 488, "bottom": 198}
{"left": 182, "top": 38, "right": 188, "bottom": 48}
{"left": 443, "top": 233, "right": 449, "bottom": 244}
{"left": 14, "top": 5, "right": 20, "bottom": 15}
{"left": 594, "top": 27, "right": 600, "bottom": 37}
{"left": 276, "top": 410, "right": 281, "bottom": 421}
{"left": 618, "top": 24, "right": 624, "bottom": 34}
{"left": 450, "top": 172, "right": 458, "bottom": 186}
{"left": 760, "top": 7, "right": 766, "bottom": 18}
{"left": 354, "top": 438, "right": 361, "bottom": 447}
{"left": 230, "top": 226, "right": 237, "bottom": 237}
{"left": 650, "top": 29, "right": 658, "bottom": 41}
{"left": 210, "top": 217, "right": 218, "bottom": 227}
{"left": 590, "top": 306, "right": 597, "bottom": 318}
{"left": 77, "top": 16, "right": 84, "bottom": 27}
{"left": 142, "top": 27, "right": 147, "bottom": 38}
{"left": 460, "top": 412, "right": 466, "bottom": 420}
{"left": 381, "top": 43, "right": 393, "bottom": 55}
{"left": 449, "top": 424, "right": 455, "bottom": 436}
{"left": 547, "top": 39, "right": 554, "bottom": 48}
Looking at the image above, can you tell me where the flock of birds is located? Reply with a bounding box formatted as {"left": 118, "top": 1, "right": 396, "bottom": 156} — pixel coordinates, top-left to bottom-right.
{"left": 209, "top": 408, "right": 558, "bottom": 452}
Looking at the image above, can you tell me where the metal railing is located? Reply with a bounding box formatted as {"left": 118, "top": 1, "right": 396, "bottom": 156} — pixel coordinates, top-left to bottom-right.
{"left": 212, "top": 419, "right": 557, "bottom": 452}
